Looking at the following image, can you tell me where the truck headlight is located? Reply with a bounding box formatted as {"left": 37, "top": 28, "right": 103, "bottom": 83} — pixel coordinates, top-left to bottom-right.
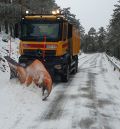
{"left": 46, "top": 44, "right": 57, "bottom": 49}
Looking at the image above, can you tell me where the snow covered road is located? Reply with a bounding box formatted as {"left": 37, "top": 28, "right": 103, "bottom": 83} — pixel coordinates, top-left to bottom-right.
{"left": 0, "top": 53, "right": 120, "bottom": 129}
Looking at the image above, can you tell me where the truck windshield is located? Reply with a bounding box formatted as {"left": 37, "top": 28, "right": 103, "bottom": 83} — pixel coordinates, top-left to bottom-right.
{"left": 21, "top": 21, "right": 61, "bottom": 41}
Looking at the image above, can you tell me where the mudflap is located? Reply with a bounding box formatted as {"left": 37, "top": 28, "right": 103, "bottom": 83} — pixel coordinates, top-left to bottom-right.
{"left": 4, "top": 56, "right": 20, "bottom": 79}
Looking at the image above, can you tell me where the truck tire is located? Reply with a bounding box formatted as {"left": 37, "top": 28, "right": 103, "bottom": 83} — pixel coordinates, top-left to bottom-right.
{"left": 72, "top": 60, "right": 78, "bottom": 74}
{"left": 61, "top": 65, "right": 69, "bottom": 82}
{"left": 75, "top": 61, "right": 78, "bottom": 73}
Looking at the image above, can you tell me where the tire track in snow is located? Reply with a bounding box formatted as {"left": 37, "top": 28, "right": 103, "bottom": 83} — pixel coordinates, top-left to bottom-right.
{"left": 97, "top": 54, "right": 120, "bottom": 128}
{"left": 78, "top": 54, "right": 98, "bottom": 71}
{"left": 80, "top": 53, "right": 112, "bottom": 129}
{"left": 41, "top": 79, "right": 74, "bottom": 120}
{"left": 72, "top": 53, "right": 112, "bottom": 129}
{"left": 40, "top": 87, "right": 68, "bottom": 120}
{"left": 71, "top": 54, "right": 99, "bottom": 129}
{"left": 27, "top": 78, "right": 74, "bottom": 129}
{"left": 78, "top": 54, "right": 99, "bottom": 73}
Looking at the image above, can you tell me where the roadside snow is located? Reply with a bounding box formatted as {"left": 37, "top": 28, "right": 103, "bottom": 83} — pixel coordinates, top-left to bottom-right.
{"left": 0, "top": 34, "right": 19, "bottom": 61}
{"left": 0, "top": 57, "right": 10, "bottom": 83}
{"left": 107, "top": 54, "right": 120, "bottom": 69}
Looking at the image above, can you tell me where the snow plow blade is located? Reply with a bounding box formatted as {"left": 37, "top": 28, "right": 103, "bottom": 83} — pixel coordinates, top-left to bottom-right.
{"left": 4, "top": 56, "right": 52, "bottom": 100}
{"left": 4, "top": 56, "right": 21, "bottom": 79}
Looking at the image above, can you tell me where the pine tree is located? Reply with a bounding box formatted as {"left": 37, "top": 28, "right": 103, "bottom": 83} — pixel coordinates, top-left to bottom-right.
{"left": 97, "top": 27, "right": 106, "bottom": 52}
{"left": 106, "top": 0, "right": 120, "bottom": 58}
{"left": 0, "top": 0, "right": 57, "bottom": 34}
{"left": 87, "top": 27, "right": 97, "bottom": 52}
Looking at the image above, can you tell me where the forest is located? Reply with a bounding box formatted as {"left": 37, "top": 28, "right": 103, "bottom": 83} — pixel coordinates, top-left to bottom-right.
{"left": 81, "top": 0, "right": 120, "bottom": 60}
{"left": 0, "top": 0, "right": 120, "bottom": 59}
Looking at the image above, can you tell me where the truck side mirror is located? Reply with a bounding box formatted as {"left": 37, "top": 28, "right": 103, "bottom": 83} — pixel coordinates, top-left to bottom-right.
{"left": 14, "top": 23, "right": 20, "bottom": 38}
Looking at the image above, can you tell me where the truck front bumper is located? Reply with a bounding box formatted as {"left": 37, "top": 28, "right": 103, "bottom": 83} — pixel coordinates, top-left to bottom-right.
{"left": 19, "top": 55, "right": 66, "bottom": 77}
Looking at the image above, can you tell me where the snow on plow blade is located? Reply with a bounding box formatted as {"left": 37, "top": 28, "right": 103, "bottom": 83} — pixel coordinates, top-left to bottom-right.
{"left": 4, "top": 56, "right": 52, "bottom": 100}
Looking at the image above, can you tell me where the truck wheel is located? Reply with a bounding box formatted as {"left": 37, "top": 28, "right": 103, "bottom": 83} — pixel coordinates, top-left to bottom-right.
{"left": 72, "top": 61, "right": 78, "bottom": 74}
{"left": 75, "top": 61, "right": 78, "bottom": 73}
{"left": 61, "top": 65, "right": 69, "bottom": 82}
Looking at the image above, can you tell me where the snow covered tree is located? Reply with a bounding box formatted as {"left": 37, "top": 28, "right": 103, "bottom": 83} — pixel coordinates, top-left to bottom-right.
{"left": 106, "top": 0, "right": 120, "bottom": 58}
{"left": 97, "top": 27, "right": 106, "bottom": 52}
{"left": 87, "top": 27, "right": 97, "bottom": 52}
{"left": 79, "top": 23, "right": 85, "bottom": 51}
{"left": 0, "top": 0, "right": 57, "bottom": 35}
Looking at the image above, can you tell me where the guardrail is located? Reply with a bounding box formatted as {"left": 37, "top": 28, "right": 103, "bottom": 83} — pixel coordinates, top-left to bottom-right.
{"left": 105, "top": 54, "right": 120, "bottom": 71}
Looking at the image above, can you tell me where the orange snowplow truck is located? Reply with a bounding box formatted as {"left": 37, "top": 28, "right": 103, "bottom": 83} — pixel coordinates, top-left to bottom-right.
{"left": 15, "top": 14, "right": 80, "bottom": 82}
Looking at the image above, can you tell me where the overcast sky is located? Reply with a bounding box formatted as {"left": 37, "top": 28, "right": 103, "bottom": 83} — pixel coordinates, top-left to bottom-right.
{"left": 55, "top": 0, "right": 117, "bottom": 33}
